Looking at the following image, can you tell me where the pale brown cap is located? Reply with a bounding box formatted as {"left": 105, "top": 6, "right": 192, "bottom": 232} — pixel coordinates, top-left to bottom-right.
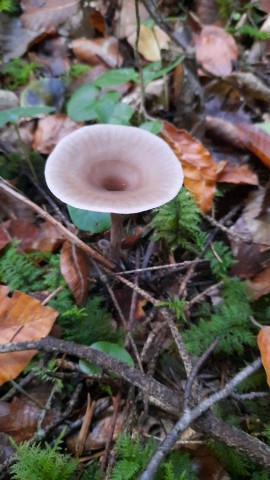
{"left": 45, "top": 124, "right": 183, "bottom": 214}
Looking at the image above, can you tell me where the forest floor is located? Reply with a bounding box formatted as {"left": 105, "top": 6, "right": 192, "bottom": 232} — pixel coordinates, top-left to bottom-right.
{"left": 1, "top": 1, "right": 270, "bottom": 479}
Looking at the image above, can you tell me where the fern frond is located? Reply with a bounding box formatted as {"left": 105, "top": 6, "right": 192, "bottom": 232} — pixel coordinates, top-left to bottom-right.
{"left": 152, "top": 188, "right": 205, "bottom": 252}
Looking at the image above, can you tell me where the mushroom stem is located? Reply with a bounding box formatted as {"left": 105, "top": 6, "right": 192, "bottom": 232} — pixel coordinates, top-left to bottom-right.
{"left": 109, "top": 213, "right": 123, "bottom": 263}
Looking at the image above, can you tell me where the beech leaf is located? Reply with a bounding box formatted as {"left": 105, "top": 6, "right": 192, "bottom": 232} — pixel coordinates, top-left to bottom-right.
{"left": 0, "top": 285, "right": 58, "bottom": 386}
{"left": 161, "top": 121, "right": 216, "bottom": 213}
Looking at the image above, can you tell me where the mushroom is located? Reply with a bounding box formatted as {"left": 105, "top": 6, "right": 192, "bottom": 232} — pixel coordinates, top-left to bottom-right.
{"left": 45, "top": 124, "right": 183, "bottom": 262}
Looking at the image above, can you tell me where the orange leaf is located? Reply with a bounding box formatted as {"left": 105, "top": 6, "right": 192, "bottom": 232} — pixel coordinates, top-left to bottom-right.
{"left": 161, "top": 121, "right": 216, "bottom": 212}
{"left": 237, "top": 124, "right": 270, "bottom": 169}
{"left": 216, "top": 163, "right": 258, "bottom": 185}
{"left": 60, "top": 241, "right": 89, "bottom": 306}
{"left": 248, "top": 264, "right": 270, "bottom": 300}
{"left": 257, "top": 326, "right": 270, "bottom": 386}
{"left": 0, "top": 285, "right": 58, "bottom": 386}
{"left": 195, "top": 26, "right": 238, "bottom": 77}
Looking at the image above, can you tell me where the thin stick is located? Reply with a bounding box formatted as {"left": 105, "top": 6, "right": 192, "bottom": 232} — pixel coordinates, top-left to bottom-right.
{"left": 134, "top": 0, "right": 147, "bottom": 116}
{"left": 0, "top": 179, "right": 115, "bottom": 270}
{"left": 139, "top": 358, "right": 262, "bottom": 480}
{"left": 109, "top": 213, "right": 123, "bottom": 263}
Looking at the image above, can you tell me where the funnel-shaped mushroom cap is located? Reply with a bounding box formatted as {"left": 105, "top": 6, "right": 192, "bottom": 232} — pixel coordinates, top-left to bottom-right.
{"left": 45, "top": 125, "right": 183, "bottom": 214}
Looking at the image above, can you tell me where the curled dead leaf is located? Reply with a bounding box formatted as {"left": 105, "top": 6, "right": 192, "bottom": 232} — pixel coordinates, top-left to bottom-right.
{"left": 237, "top": 123, "right": 270, "bottom": 169}
{"left": 21, "top": 0, "right": 80, "bottom": 33}
{"left": 248, "top": 264, "right": 270, "bottom": 299}
{"left": 216, "top": 163, "right": 258, "bottom": 185}
{"left": 128, "top": 25, "right": 170, "bottom": 62}
{"left": 60, "top": 241, "right": 89, "bottom": 306}
{"left": 161, "top": 121, "right": 216, "bottom": 213}
{"left": 0, "top": 285, "right": 58, "bottom": 386}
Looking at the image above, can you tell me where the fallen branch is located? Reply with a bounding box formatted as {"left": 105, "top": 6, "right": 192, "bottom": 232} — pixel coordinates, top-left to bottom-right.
{"left": 0, "top": 338, "right": 269, "bottom": 468}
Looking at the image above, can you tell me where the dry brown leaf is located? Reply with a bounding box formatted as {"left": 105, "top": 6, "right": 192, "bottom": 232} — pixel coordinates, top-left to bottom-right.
{"left": 21, "top": 0, "right": 80, "bottom": 33}
{"left": 195, "top": 26, "right": 238, "bottom": 76}
{"left": 33, "top": 114, "right": 82, "bottom": 155}
{"left": 89, "top": 9, "right": 106, "bottom": 35}
{"left": 67, "top": 413, "right": 124, "bottom": 453}
{"left": 0, "top": 227, "right": 10, "bottom": 250}
{"left": 60, "top": 241, "right": 89, "bottom": 306}
{"left": 72, "top": 37, "right": 123, "bottom": 68}
{"left": 161, "top": 121, "right": 216, "bottom": 213}
{"left": 128, "top": 25, "right": 170, "bottom": 62}
{"left": 259, "top": 0, "right": 270, "bottom": 12}
{"left": 117, "top": 0, "right": 148, "bottom": 39}
{"left": 205, "top": 115, "right": 246, "bottom": 149}
{"left": 2, "top": 219, "right": 64, "bottom": 253}
{"left": 242, "top": 188, "right": 270, "bottom": 245}
{"left": 216, "top": 163, "right": 258, "bottom": 185}
{"left": 237, "top": 124, "right": 270, "bottom": 169}
{"left": 257, "top": 326, "right": 270, "bottom": 386}
{"left": 0, "top": 189, "right": 35, "bottom": 223}
{"left": 248, "top": 264, "right": 270, "bottom": 299}
{"left": 0, "top": 285, "right": 58, "bottom": 386}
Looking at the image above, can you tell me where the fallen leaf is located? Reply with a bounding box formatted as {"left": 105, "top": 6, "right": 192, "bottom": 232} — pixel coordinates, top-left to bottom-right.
{"left": 67, "top": 413, "right": 124, "bottom": 453}
{"left": 128, "top": 25, "right": 170, "bottom": 62}
{"left": 0, "top": 189, "right": 35, "bottom": 223}
{"left": 72, "top": 36, "right": 123, "bottom": 68}
{"left": 89, "top": 9, "right": 106, "bottom": 35}
{"left": 257, "top": 326, "right": 270, "bottom": 385}
{"left": 0, "top": 397, "right": 56, "bottom": 442}
{"left": 60, "top": 241, "right": 89, "bottom": 306}
{"left": 195, "top": 26, "right": 238, "bottom": 76}
{"left": 0, "top": 285, "right": 58, "bottom": 386}
{"left": 0, "top": 90, "right": 19, "bottom": 111}
{"left": 117, "top": 0, "right": 148, "bottom": 39}
{"left": 0, "top": 13, "right": 42, "bottom": 62}
{"left": 216, "top": 163, "right": 258, "bottom": 185}
{"left": 0, "top": 227, "right": 10, "bottom": 250}
{"left": 161, "top": 121, "right": 216, "bottom": 213}
{"left": 4, "top": 219, "right": 64, "bottom": 253}
{"left": 258, "top": 0, "right": 270, "bottom": 12}
{"left": 206, "top": 115, "right": 246, "bottom": 150}
{"left": 33, "top": 114, "right": 82, "bottom": 154}
{"left": 248, "top": 264, "right": 270, "bottom": 299}
{"left": 242, "top": 187, "right": 270, "bottom": 245}
{"left": 237, "top": 123, "right": 270, "bottom": 169}
{"left": 0, "top": 433, "right": 15, "bottom": 464}
{"left": 21, "top": 0, "right": 80, "bottom": 33}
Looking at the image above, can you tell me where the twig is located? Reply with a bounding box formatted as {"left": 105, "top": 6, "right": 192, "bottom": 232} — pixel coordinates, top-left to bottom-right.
{"left": 188, "top": 281, "right": 223, "bottom": 306}
{"left": 0, "top": 338, "right": 269, "bottom": 468}
{"left": 100, "top": 392, "right": 121, "bottom": 471}
{"left": 109, "top": 259, "right": 207, "bottom": 276}
{"left": 134, "top": 0, "right": 147, "bottom": 116}
{"left": 139, "top": 358, "right": 262, "bottom": 480}
{"left": 231, "top": 391, "right": 270, "bottom": 401}
{"left": 91, "top": 260, "right": 144, "bottom": 372}
{"left": 9, "top": 379, "right": 46, "bottom": 410}
{"left": 0, "top": 179, "right": 115, "bottom": 270}
{"left": 183, "top": 337, "right": 220, "bottom": 409}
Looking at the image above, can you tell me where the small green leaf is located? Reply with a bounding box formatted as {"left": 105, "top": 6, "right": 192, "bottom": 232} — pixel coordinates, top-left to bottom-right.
{"left": 67, "top": 84, "right": 99, "bottom": 121}
{"left": 79, "top": 341, "right": 134, "bottom": 376}
{"left": 143, "top": 56, "right": 184, "bottom": 84}
{"left": 68, "top": 205, "right": 111, "bottom": 233}
{"left": 94, "top": 68, "right": 139, "bottom": 88}
{"left": 0, "top": 106, "right": 55, "bottom": 127}
{"left": 140, "top": 120, "right": 163, "bottom": 134}
{"left": 108, "top": 103, "right": 134, "bottom": 125}
{"left": 256, "top": 122, "right": 270, "bottom": 135}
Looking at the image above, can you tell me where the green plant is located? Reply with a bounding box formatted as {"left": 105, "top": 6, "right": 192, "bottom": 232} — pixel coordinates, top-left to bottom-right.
{"left": 0, "top": 0, "right": 17, "bottom": 13}
{"left": 110, "top": 433, "right": 197, "bottom": 480}
{"left": 152, "top": 188, "right": 205, "bottom": 252}
{"left": 183, "top": 278, "right": 255, "bottom": 356}
{"left": 205, "top": 241, "right": 236, "bottom": 279}
{"left": 10, "top": 435, "right": 77, "bottom": 480}
{"left": 56, "top": 296, "right": 123, "bottom": 346}
{"left": 3, "top": 58, "right": 41, "bottom": 89}
{"left": 158, "top": 297, "right": 186, "bottom": 322}
{"left": 0, "top": 244, "right": 63, "bottom": 292}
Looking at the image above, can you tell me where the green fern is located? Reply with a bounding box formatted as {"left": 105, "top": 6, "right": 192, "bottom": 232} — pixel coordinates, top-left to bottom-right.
{"left": 183, "top": 278, "right": 255, "bottom": 356}
{"left": 10, "top": 435, "right": 77, "bottom": 480}
{"left": 158, "top": 298, "right": 186, "bottom": 322}
{"left": 3, "top": 58, "right": 40, "bottom": 89}
{"left": 110, "top": 434, "right": 198, "bottom": 480}
{"left": 235, "top": 24, "right": 270, "bottom": 40}
{"left": 56, "top": 296, "right": 123, "bottom": 346}
{"left": 0, "top": 244, "right": 63, "bottom": 292}
{"left": 205, "top": 241, "right": 235, "bottom": 279}
{"left": 152, "top": 188, "right": 205, "bottom": 252}
{"left": 208, "top": 440, "right": 250, "bottom": 478}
